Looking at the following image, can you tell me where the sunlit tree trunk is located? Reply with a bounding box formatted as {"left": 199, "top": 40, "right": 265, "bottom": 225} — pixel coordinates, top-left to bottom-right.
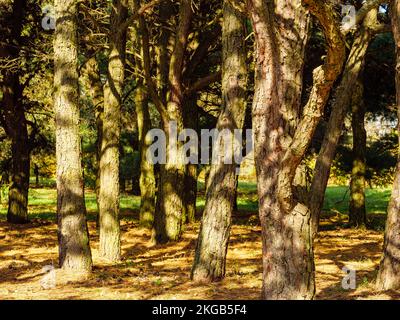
{"left": 98, "top": 0, "right": 128, "bottom": 262}
{"left": 54, "top": 0, "right": 92, "bottom": 272}
{"left": 248, "top": 0, "right": 345, "bottom": 299}
{"left": 191, "top": 0, "right": 247, "bottom": 282}
{"left": 376, "top": 0, "right": 400, "bottom": 291}
{"left": 349, "top": 79, "right": 367, "bottom": 228}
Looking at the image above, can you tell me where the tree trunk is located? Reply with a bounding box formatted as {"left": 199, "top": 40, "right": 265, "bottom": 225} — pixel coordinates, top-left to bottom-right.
{"left": 191, "top": 0, "right": 247, "bottom": 282}
{"left": 349, "top": 79, "right": 367, "bottom": 228}
{"left": 7, "top": 111, "right": 30, "bottom": 224}
{"left": 135, "top": 85, "right": 156, "bottom": 228}
{"left": 310, "top": 9, "right": 377, "bottom": 237}
{"left": 249, "top": 0, "right": 345, "bottom": 299}
{"left": 0, "top": 0, "right": 29, "bottom": 224}
{"left": 376, "top": 0, "right": 400, "bottom": 291}
{"left": 153, "top": 0, "right": 193, "bottom": 244}
{"left": 98, "top": 0, "right": 128, "bottom": 262}
{"left": 153, "top": 116, "right": 187, "bottom": 243}
{"left": 83, "top": 54, "right": 104, "bottom": 230}
{"left": 54, "top": 0, "right": 92, "bottom": 272}
{"left": 183, "top": 95, "right": 199, "bottom": 224}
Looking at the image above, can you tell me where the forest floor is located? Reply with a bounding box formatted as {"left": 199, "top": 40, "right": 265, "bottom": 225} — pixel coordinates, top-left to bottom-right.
{"left": 0, "top": 184, "right": 399, "bottom": 300}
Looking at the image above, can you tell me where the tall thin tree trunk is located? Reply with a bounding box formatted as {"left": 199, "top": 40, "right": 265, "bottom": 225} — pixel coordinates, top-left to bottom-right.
{"left": 54, "top": 0, "right": 92, "bottom": 272}
{"left": 191, "top": 0, "right": 247, "bottom": 282}
{"left": 183, "top": 95, "right": 199, "bottom": 224}
{"left": 376, "top": 0, "right": 400, "bottom": 291}
{"left": 135, "top": 84, "right": 156, "bottom": 228}
{"left": 99, "top": 0, "right": 128, "bottom": 262}
{"left": 83, "top": 54, "right": 104, "bottom": 229}
{"left": 153, "top": 0, "right": 193, "bottom": 244}
{"left": 349, "top": 79, "right": 367, "bottom": 228}
{"left": 310, "top": 9, "right": 378, "bottom": 237}
{"left": 0, "top": 0, "right": 30, "bottom": 224}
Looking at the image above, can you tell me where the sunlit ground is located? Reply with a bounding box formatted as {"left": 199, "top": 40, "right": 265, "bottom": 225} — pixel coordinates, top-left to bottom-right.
{"left": 0, "top": 184, "right": 399, "bottom": 300}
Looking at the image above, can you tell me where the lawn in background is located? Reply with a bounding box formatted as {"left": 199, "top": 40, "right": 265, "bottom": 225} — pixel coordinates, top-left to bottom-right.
{"left": 0, "top": 182, "right": 391, "bottom": 226}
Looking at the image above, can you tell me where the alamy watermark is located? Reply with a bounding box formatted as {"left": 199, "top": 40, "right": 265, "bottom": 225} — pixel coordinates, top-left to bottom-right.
{"left": 145, "top": 121, "right": 253, "bottom": 171}
{"left": 41, "top": 4, "right": 55, "bottom": 31}
{"left": 40, "top": 264, "right": 56, "bottom": 289}
{"left": 341, "top": 266, "right": 357, "bottom": 290}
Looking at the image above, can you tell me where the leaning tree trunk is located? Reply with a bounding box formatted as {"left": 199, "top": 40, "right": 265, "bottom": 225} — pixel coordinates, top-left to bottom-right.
{"left": 349, "top": 79, "right": 367, "bottom": 228}
{"left": 98, "top": 0, "right": 128, "bottom": 262}
{"left": 54, "top": 0, "right": 92, "bottom": 272}
{"left": 249, "top": 0, "right": 345, "bottom": 299}
{"left": 191, "top": 0, "right": 247, "bottom": 282}
{"left": 135, "top": 84, "right": 156, "bottom": 228}
{"left": 310, "top": 9, "right": 378, "bottom": 237}
{"left": 376, "top": 0, "right": 400, "bottom": 291}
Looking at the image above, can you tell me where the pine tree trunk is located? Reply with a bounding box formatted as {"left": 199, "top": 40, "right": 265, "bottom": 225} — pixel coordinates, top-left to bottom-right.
{"left": 191, "top": 1, "right": 247, "bottom": 282}
{"left": 98, "top": 0, "right": 128, "bottom": 262}
{"left": 349, "top": 79, "right": 367, "bottom": 228}
{"left": 183, "top": 95, "right": 199, "bottom": 224}
{"left": 153, "top": 117, "right": 187, "bottom": 243}
{"left": 7, "top": 116, "right": 30, "bottom": 224}
{"left": 0, "top": 0, "right": 29, "bottom": 224}
{"left": 54, "top": 0, "right": 92, "bottom": 272}
{"left": 153, "top": 0, "right": 192, "bottom": 244}
{"left": 249, "top": 0, "right": 345, "bottom": 299}
{"left": 376, "top": 0, "right": 400, "bottom": 291}
{"left": 310, "top": 10, "right": 377, "bottom": 237}
{"left": 135, "top": 85, "right": 156, "bottom": 228}
{"left": 83, "top": 55, "right": 104, "bottom": 230}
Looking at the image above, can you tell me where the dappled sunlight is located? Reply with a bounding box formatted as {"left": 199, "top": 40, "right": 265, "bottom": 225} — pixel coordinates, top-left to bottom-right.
{"left": 1, "top": 215, "right": 399, "bottom": 299}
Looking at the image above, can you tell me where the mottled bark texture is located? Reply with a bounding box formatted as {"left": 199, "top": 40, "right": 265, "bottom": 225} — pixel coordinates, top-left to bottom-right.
{"left": 376, "top": 0, "right": 400, "bottom": 291}
{"left": 248, "top": 0, "right": 345, "bottom": 299}
{"left": 99, "top": 0, "right": 128, "bottom": 262}
{"left": 54, "top": 0, "right": 92, "bottom": 272}
{"left": 191, "top": 0, "right": 247, "bottom": 282}
{"left": 0, "top": 0, "right": 30, "bottom": 224}
{"left": 310, "top": 8, "right": 379, "bottom": 237}
{"left": 349, "top": 79, "right": 367, "bottom": 228}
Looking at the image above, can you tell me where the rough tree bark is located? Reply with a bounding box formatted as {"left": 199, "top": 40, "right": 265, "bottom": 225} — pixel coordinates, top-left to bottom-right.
{"left": 310, "top": 8, "right": 381, "bottom": 237}
{"left": 349, "top": 79, "right": 367, "bottom": 228}
{"left": 98, "top": 0, "right": 128, "bottom": 262}
{"left": 376, "top": 0, "right": 400, "bottom": 291}
{"left": 191, "top": 0, "right": 247, "bottom": 282}
{"left": 248, "top": 0, "right": 345, "bottom": 299}
{"left": 54, "top": 0, "right": 92, "bottom": 272}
